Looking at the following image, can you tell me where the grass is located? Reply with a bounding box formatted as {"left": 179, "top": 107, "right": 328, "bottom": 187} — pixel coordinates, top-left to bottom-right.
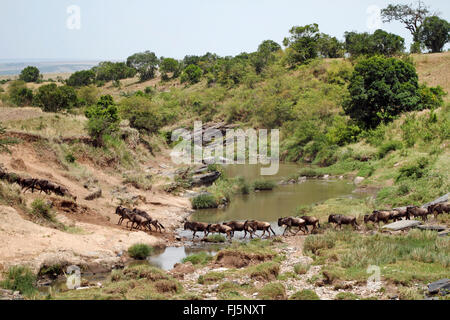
{"left": 182, "top": 252, "right": 213, "bottom": 266}
{"left": 122, "top": 172, "right": 153, "bottom": 190}
{"left": 290, "top": 289, "right": 320, "bottom": 300}
{"left": 0, "top": 266, "right": 37, "bottom": 297}
{"left": 257, "top": 283, "right": 286, "bottom": 300}
{"left": 191, "top": 194, "right": 218, "bottom": 209}
{"left": 198, "top": 272, "right": 225, "bottom": 284}
{"left": 293, "top": 262, "right": 310, "bottom": 275}
{"left": 127, "top": 244, "right": 153, "bottom": 260}
{"left": 30, "top": 198, "right": 56, "bottom": 222}
{"left": 252, "top": 179, "right": 276, "bottom": 191}
{"left": 244, "top": 262, "right": 280, "bottom": 282}
{"left": 305, "top": 229, "right": 450, "bottom": 286}
{"left": 335, "top": 292, "right": 361, "bottom": 300}
{"left": 205, "top": 234, "right": 226, "bottom": 243}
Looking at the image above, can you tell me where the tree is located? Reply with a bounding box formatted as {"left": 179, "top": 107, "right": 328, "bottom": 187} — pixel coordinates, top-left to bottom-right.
{"left": 92, "top": 62, "right": 136, "bottom": 81}
{"left": 258, "top": 40, "right": 281, "bottom": 53}
{"left": 127, "top": 51, "right": 159, "bottom": 81}
{"left": 159, "top": 58, "right": 180, "bottom": 80}
{"left": 418, "top": 16, "right": 450, "bottom": 53}
{"left": 180, "top": 64, "right": 203, "bottom": 84}
{"left": 34, "top": 83, "right": 78, "bottom": 112}
{"left": 19, "top": 66, "right": 40, "bottom": 83}
{"left": 251, "top": 40, "right": 282, "bottom": 74}
{"left": 344, "top": 30, "right": 405, "bottom": 57}
{"left": 317, "top": 34, "right": 345, "bottom": 58}
{"left": 8, "top": 80, "right": 33, "bottom": 106}
{"left": 344, "top": 56, "right": 421, "bottom": 128}
{"left": 381, "top": 1, "right": 432, "bottom": 42}
{"left": 66, "top": 70, "right": 95, "bottom": 87}
{"left": 283, "top": 24, "right": 320, "bottom": 66}
{"left": 85, "top": 95, "right": 120, "bottom": 146}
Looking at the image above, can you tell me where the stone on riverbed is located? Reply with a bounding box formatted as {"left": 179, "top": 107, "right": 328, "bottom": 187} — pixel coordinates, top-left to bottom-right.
{"left": 427, "top": 279, "right": 450, "bottom": 296}
{"left": 382, "top": 220, "right": 422, "bottom": 231}
{"left": 416, "top": 225, "right": 447, "bottom": 232}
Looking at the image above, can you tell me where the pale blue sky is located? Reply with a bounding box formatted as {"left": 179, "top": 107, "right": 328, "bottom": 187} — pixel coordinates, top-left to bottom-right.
{"left": 0, "top": 0, "right": 449, "bottom": 61}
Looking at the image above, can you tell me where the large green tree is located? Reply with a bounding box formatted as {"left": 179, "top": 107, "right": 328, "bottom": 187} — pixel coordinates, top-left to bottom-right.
{"left": 344, "top": 56, "right": 421, "bottom": 128}
{"left": 418, "top": 16, "right": 450, "bottom": 52}
{"left": 34, "top": 83, "right": 78, "bottom": 112}
{"left": 66, "top": 70, "right": 95, "bottom": 86}
{"left": 344, "top": 30, "right": 405, "bottom": 57}
{"left": 159, "top": 58, "right": 181, "bottom": 80}
{"left": 180, "top": 64, "right": 203, "bottom": 84}
{"left": 317, "top": 34, "right": 345, "bottom": 58}
{"left": 283, "top": 24, "right": 320, "bottom": 66}
{"left": 127, "top": 51, "right": 159, "bottom": 81}
{"left": 19, "top": 66, "right": 41, "bottom": 83}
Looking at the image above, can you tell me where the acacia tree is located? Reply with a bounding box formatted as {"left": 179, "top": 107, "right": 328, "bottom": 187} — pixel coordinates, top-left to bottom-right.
{"left": 159, "top": 58, "right": 180, "bottom": 80}
{"left": 19, "top": 66, "right": 41, "bottom": 83}
{"left": 127, "top": 51, "right": 159, "bottom": 82}
{"left": 418, "top": 16, "right": 450, "bottom": 52}
{"left": 283, "top": 24, "right": 320, "bottom": 67}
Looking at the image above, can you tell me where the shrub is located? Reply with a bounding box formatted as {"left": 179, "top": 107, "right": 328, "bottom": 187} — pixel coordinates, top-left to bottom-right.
{"left": 0, "top": 266, "right": 37, "bottom": 296}
{"left": 182, "top": 252, "right": 213, "bottom": 265}
{"left": 293, "top": 263, "right": 310, "bottom": 275}
{"left": 252, "top": 180, "right": 276, "bottom": 191}
{"left": 297, "top": 168, "right": 319, "bottom": 178}
{"left": 377, "top": 140, "right": 403, "bottom": 159}
{"left": 290, "top": 289, "right": 320, "bottom": 300}
{"left": 19, "top": 66, "right": 40, "bottom": 82}
{"left": 66, "top": 70, "right": 95, "bottom": 87}
{"left": 258, "top": 283, "right": 286, "bottom": 300}
{"left": 396, "top": 157, "right": 429, "bottom": 181}
{"left": 8, "top": 80, "right": 33, "bottom": 106}
{"left": 77, "top": 86, "right": 99, "bottom": 106}
{"left": 85, "top": 95, "right": 120, "bottom": 146}
{"left": 180, "top": 64, "right": 203, "bottom": 84}
{"left": 304, "top": 234, "right": 335, "bottom": 254}
{"left": 93, "top": 61, "right": 136, "bottom": 81}
{"left": 198, "top": 272, "right": 225, "bottom": 284}
{"left": 31, "top": 198, "right": 55, "bottom": 221}
{"left": 128, "top": 244, "right": 153, "bottom": 260}
{"left": 126, "top": 51, "right": 159, "bottom": 81}
{"left": 191, "top": 194, "right": 218, "bottom": 209}
{"left": 326, "top": 116, "right": 361, "bottom": 146}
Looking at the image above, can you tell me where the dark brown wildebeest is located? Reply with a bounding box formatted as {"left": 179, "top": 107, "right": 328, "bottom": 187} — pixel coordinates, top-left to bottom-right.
{"left": 147, "top": 219, "right": 165, "bottom": 233}
{"left": 184, "top": 221, "right": 210, "bottom": 239}
{"left": 407, "top": 206, "right": 430, "bottom": 221}
{"left": 390, "top": 208, "right": 409, "bottom": 221}
{"left": 18, "top": 178, "right": 39, "bottom": 193}
{"left": 244, "top": 220, "right": 276, "bottom": 238}
{"left": 132, "top": 208, "right": 165, "bottom": 232}
{"left": 222, "top": 221, "right": 250, "bottom": 238}
{"left": 278, "top": 217, "right": 307, "bottom": 236}
{"left": 364, "top": 210, "right": 392, "bottom": 226}
{"left": 328, "top": 214, "right": 359, "bottom": 230}
{"left": 428, "top": 202, "right": 450, "bottom": 219}
{"left": 115, "top": 206, "right": 135, "bottom": 226}
{"left": 207, "top": 224, "right": 233, "bottom": 240}
{"left": 300, "top": 216, "right": 320, "bottom": 232}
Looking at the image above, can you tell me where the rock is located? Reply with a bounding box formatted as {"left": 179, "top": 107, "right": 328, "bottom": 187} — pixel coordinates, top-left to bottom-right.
{"left": 323, "top": 175, "right": 330, "bottom": 180}
{"left": 338, "top": 176, "right": 344, "bottom": 180}
{"left": 438, "top": 230, "right": 450, "bottom": 237}
{"left": 428, "top": 279, "right": 450, "bottom": 295}
{"left": 298, "top": 176, "right": 307, "bottom": 183}
{"left": 382, "top": 220, "right": 422, "bottom": 231}
{"left": 0, "top": 289, "right": 24, "bottom": 300}
{"left": 84, "top": 188, "right": 102, "bottom": 201}
{"left": 192, "top": 171, "right": 221, "bottom": 187}
{"left": 354, "top": 177, "right": 365, "bottom": 185}
{"left": 416, "top": 225, "right": 447, "bottom": 231}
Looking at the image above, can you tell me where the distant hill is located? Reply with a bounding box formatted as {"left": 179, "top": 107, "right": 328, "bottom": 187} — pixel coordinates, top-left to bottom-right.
{"left": 0, "top": 60, "right": 100, "bottom": 76}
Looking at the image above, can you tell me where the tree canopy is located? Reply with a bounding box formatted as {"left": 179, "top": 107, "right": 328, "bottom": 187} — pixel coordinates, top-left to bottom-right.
{"left": 19, "top": 66, "right": 40, "bottom": 83}
{"left": 127, "top": 51, "right": 159, "bottom": 81}
{"left": 283, "top": 24, "right": 320, "bottom": 66}
{"left": 418, "top": 16, "right": 450, "bottom": 52}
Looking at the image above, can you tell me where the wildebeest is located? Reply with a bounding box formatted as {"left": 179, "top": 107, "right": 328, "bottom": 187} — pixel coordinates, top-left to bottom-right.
{"left": 278, "top": 217, "right": 307, "bottom": 236}
{"left": 244, "top": 220, "right": 276, "bottom": 238}
{"left": 407, "top": 206, "right": 430, "bottom": 221}
{"left": 328, "top": 214, "right": 359, "bottom": 230}
{"left": 128, "top": 213, "right": 149, "bottom": 231}
{"left": 390, "top": 208, "right": 409, "bottom": 221}
{"left": 364, "top": 210, "right": 392, "bottom": 226}
{"left": 115, "top": 206, "right": 132, "bottom": 226}
{"left": 184, "top": 221, "right": 210, "bottom": 239}
{"left": 147, "top": 219, "right": 165, "bottom": 233}
{"left": 207, "top": 224, "right": 233, "bottom": 240}
{"left": 428, "top": 202, "right": 450, "bottom": 219}
{"left": 300, "top": 216, "right": 320, "bottom": 232}
{"left": 222, "top": 221, "right": 250, "bottom": 238}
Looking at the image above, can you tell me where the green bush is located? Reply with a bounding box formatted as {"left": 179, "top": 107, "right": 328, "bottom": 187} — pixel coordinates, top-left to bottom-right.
{"left": 396, "top": 157, "right": 429, "bottom": 181}
{"left": 93, "top": 61, "right": 136, "bottom": 81}
{"left": 290, "top": 289, "right": 320, "bottom": 300}
{"left": 0, "top": 266, "right": 37, "bottom": 296}
{"left": 31, "top": 198, "right": 55, "bottom": 221}
{"left": 191, "top": 194, "right": 218, "bottom": 209}
{"left": 8, "top": 80, "right": 33, "bottom": 106}
{"left": 377, "top": 140, "right": 403, "bottom": 159}
{"left": 34, "top": 83, "right": 78, "bottom": 112}
{"left": 182, "top": 252, "right": 213, "bottom": 265}
{"left": 252, "top": 180, "right": 276, "bottom": 191}
{"left": 128, "top": 244, "right": 153, "bottom": 260}
{"left": 66, "top": 70, "right": 95, "bottom": 87}
{"left": 19, "top": 66, "right": 40, "bottom": 82}
{"left": 85, "top": 95, "right": 120, "bottom": 146}
{"left": 180, "top": 64, "right": 203, "bottom": 84}
{"left": 293, "top": 263, "right": 310, "bottom": 275}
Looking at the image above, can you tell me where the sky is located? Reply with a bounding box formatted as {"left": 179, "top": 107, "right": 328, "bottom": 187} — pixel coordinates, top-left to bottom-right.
{"left": 0, "top": 0, "right": 449, "bottom": 61}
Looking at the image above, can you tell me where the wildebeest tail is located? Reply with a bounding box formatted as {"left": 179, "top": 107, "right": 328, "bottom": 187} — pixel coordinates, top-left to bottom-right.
{"left": 269, "top": 226, "right": 276, "bottom": 236}
{"left": 158, "top": 221, "right": 165, "bottom": 229}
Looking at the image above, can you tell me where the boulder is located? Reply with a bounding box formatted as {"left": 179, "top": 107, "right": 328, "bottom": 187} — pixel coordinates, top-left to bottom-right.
{"left": 192, "top": 171, "right": 221, "bottom": 186}
{"left": 354, "top": 176, "right": 365, "bottom": 185}
{"left": 382, "top": 220, "right": 422, "bottom": 231}
{"left": 428, "top": 279, "right": 450, "bottom": 296}
{"left": 416, "top": 225, "right": 447, "bottom": 232}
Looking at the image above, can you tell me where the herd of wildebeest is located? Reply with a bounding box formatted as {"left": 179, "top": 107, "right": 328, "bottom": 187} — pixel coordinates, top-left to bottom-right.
{"left": 1, "top": 167, "right": 449, "bottom": 241}
{"left": 0, "top": 168, "right": 76, "bottom": 200}
{"left": 181, "top": 204, "right": 450, "bottom": 240}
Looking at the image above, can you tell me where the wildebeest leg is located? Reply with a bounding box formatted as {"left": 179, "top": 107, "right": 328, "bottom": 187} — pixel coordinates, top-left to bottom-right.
{"left": 118, "top": 217, "right": 123, "bottom": 225}
{"left": 192, "top": 231, "right": 197, "bottom": 239}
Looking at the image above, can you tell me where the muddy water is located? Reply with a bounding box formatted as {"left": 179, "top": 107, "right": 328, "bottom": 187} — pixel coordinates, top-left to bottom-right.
{"left": 191, "top": 163, "right": 357, "bottom": 225}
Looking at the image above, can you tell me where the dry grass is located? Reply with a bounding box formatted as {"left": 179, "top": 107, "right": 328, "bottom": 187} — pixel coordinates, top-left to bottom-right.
{"left": 413, "top": 52, "right": 450, "bottom": 101}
